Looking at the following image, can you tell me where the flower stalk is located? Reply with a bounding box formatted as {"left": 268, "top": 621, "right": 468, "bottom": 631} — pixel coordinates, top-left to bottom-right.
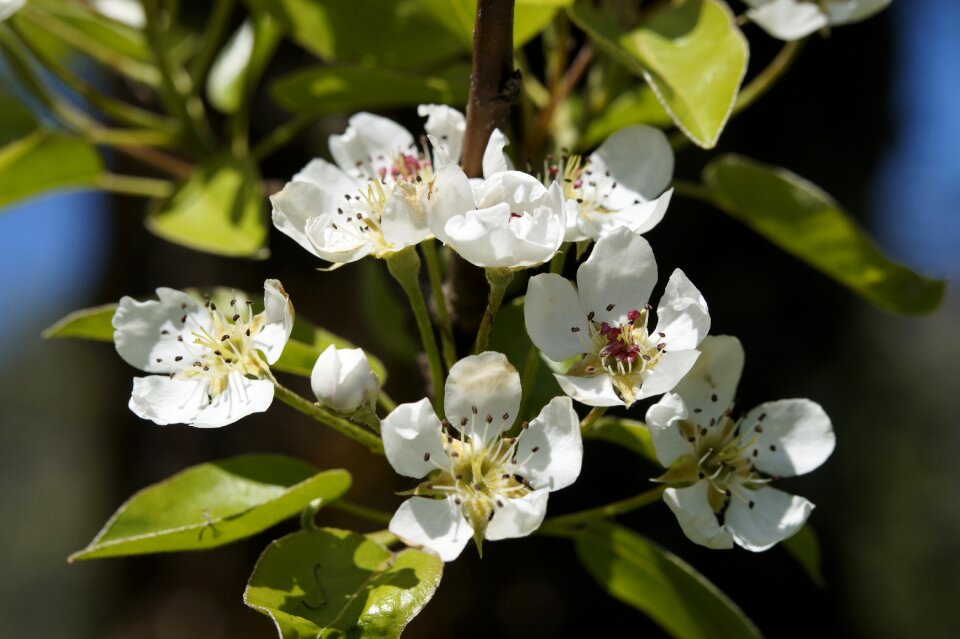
{"left": 473, "top": 268, "right": 514, "bottom": 354}
{"left": 272, "top": 381, "right": 385, "bottom": 454}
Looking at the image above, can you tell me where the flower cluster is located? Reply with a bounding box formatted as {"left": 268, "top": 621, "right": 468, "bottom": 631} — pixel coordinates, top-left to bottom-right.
{"left": 743, "top": 0, "right": 891, "bottom": 40}
{"left": 107, "top": 107, "right": 835, "bottom": 562}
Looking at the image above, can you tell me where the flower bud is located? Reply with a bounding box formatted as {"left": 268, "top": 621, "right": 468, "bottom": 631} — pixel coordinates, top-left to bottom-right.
{"left": 310, "top": 345, "right": 379, "bottom": 414}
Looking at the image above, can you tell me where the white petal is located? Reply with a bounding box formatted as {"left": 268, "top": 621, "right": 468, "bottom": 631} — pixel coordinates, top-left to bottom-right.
{"left": 481, "top": 128, "right": 512, "bottom": 178}
{"left": 91, "top": 0, "right": 144, "bottom": 27}
{"left": 726, "top": 486, "right": 813, "bottom": 552}
{"left": 645, "top": 392, "right": 696, "bottom": 468}
{"left": 418, "top": 104, "right": 465, "bottom": 163}
{"left": 485, "top": 491, "right": 550, "bottom": 541}
{"left": 655, "top": 269, "right": 710, "bottom": 352}
{"left": 311, "top": 345, "right": 379, "bottom": 413}
{"left": 425, "top": 164, "right": 476, "bottom": 245}
{"left": 554, "top": 373, "right": 622, "bottom": 407}
{"left": 672, "top": 335, "right": 744, "bottom": 414}
{"left": 663, "top": 483, "right": 734, "bottom": 549}
{"left": 444, "top": 352, "right": 521, "bottom": 446}
{"left": 577, "top": 228, "right": 657, "bottom": 326}
{"left": 747, "top": 0, "right": 829, "bottom": 40}
{"left": 253, "top": 279, "right": 294, "bottom": 364}
{"left": 824, "top": 0, "right": 891, "bottom": 25}
{"left": 524, "top": 274, "right": 590, "bottom": 363}
{"left": 381, "top": 187, "right": 431, "bottom": 249}
{"left": 591, "top": 125, "right": 673, "bottom": 204}
{"left": 329, "top": 113, "right": 415, "bottom": 174}
{"left": 381, "top": 398, "right": 447, "bottom": 479}
{"left": 742, "top": 399, "right": 835, "bottom": 477}
{"left": 304, "top": 214, "right": 375, "bottom": 264}
{"left": 389, "top": 497, "right": 472, "bottom": 562}
{"left": 129, "top": 376, "right": 207, "bottom": 425}
{"left": 513, "top": 397, "right": 582, "bottom": 491}
{"left": 113, "top": 288, "right": 209, "bottom": 373}
{"left": 194, "top": 374, "right": 275, "bottom": 427}
{"left": 270, "top": 180, "right": 340, "bottom": 259}
{"left": 578, "top": 188, "right": 673, "bottom": 240}
{"left": 636, "top": 349, "right": 702, "bottom": 401}
{"left": 291, "top": 158, "right": 360, "bottom": 196}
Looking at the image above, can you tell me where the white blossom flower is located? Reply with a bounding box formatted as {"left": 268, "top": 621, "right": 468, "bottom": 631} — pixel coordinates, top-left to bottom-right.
{"left": 0, "top": 0, "right": 25, "bottom": 22}
{"left": 425, "top": 167, "right": 566, "bottom": 269}
{"left": 549, "top": 125, "right": 674, "bottom": 242}
{"left": 743, "top": 0, "right": 891, "bottom": 41}
{"left": 270, "top": 107, "right": 510, "bottom": 266}
{"left": 525, "top": 228, "right": 709, "bottom": 407}
{"left": 382, "top": 352, "right": 582, "bottom": 561}
{"left": 310, "top": 345, "right": 379, "bottom": 414}
{"left": 112, "top": 280, "right": 294, "bottom": 428}
{"left": 646, "top": 335, "right": 835, "bottom": 551}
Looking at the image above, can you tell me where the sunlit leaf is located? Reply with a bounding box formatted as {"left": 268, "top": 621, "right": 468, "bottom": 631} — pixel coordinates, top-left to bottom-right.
{"left": 0, "top": 130, "right": 104, "bottom": 211}
{"left": 270, "top": 64, "right": 470, "bottom": 114}
{"left": 569, "top": 0, "right": 748, "bottom": 148}
{"left": 247, "top": 0, "right": 463, "bottom": 69}
{"left": 702, "top": 154, "right": 945, "bottom": 314}
{"left": 419, "top": 0, "right": 573, "bottom": 50}
{"left": 146, "top": 157, "right": 268, "bottom": 258}
{"left": 586, "top": 417, "right": 658, "bottom": 463}
{"left": 580, "top": 84, "right": 672, "bottom": 149}
{"left": 42, "top": 304, "right": 117, "bottom": 341}
{"left": 245, "top": 528, "right": 443, "bottom": 639}
{"left": 782, "top": 525, "right": 824, "bottom": 587}
{"left": 208, "top": 14, "right": 283, "bottom": 114}
{"left": 576, "top": 521, "right": 761, "bottom": 639}
{"left": 70, "top": 455, "right": 351, "bottom": 560}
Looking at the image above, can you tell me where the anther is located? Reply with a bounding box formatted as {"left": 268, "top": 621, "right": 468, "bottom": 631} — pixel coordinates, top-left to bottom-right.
{"left": 215, "top": 350, "right": 222, "bottom": 356}
{"left": 531, "top": 446, "right": 539, "bottom": 453}
{"left": 571, "top": 326, "right": 580, "bottom": 333}
{"left": 658, "top": 331, "right": 666, "bottom": 337}
{"left": 769, "top": 445, "right": 777, "bottom": 452}
{"left": 749, "top": 500, "right": 755, "bottom": 509}
{"left": 155, "top": 358, "right": 162, "bottom": 363}
{"left": 471, "top": 406, "right": 478, "bottom": 414}
{"left": 221, "top": 335, "right": 230, "bottom": 342}
{"left": 180, "top": 315, "right": 187, "bottom": 324}
{"left": 210, "top": 303, "right": 217, "bottom": 311}
{"left": 423, "top": 452, "right": 430, "bottom": 462}
{"left": 454, "top": 497, "right": 462, "bottom": 505}
{"left": 232, "top": 314, "right": 240, "bottom": 321}
{"left": 606, "top": 303, "right": 615, "bottom": 311}
{"left": 754, "top": 425, "right": 764, "bottom": 433}
{"left": 587, "top": 311, "right": 595, "bottom": 320}
{"left": 460, "top": 417, "right": 468, "bottom": 427}
{"left": 698, "top": 472, "right": 705, "bottom": 479}
{"left": 502, "top": 412, "right": 510, "bottom": 420}
{"left": 174, "top": 356, "right": 183, "bottom": 362}
{"left": 521, "top": 421, "right": 529, "bottom": 430}
{"left": 180, "top": 302, "right": 187, "bottom": 310}
{"left": 497, "top": 500, "right": 504, "bottom": 508}
{"left": 245, "top": 329, "right": 251, "bottom": 336}
{"left": 485, "top": 415, "right": 493, "bottom": 424}
{"left": 177, "top": 335, "right": 183, "bottom": 341}
{"left": 711, "top": 393, "right": 718, "bottom": 402}
{"left": 230, "top": 299, "right": 236, "bottom": 306}
{"left": 160, "top": 329, "right": 169, "bottom": 335}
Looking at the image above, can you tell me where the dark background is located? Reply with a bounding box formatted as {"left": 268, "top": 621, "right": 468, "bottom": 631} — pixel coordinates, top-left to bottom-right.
{"left": 2, "top": 2, "right": 958, "bottom": 637}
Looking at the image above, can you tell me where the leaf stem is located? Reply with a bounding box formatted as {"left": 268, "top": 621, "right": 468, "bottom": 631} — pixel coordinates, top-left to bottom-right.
{"left": 327, "top": 500, "right": 393, "bottom": 525}
{"left": 97, "top": 173, "right": 175, "bottom": 198}
{"left": 272, "top": 381, "right": 385, "bottom": 454}
{"left": 580, "top": 406, "right": 607, "bottom": 434}
{"left": 188, "top": 0, "right": 237, "bottom": 86}
{"left": 420, "top": 240, "right": 457, "bottom": 368}
{"left": 734, "top": 38, "right": 805, "bottom": 115}
{"left": 538, "top": 486, "right": 665, "bottom": 533}
{"left": 252, "top": 113, "right": 315, "bottom": 161}
{"left": 473, "top": 268, "right": 513, "bottom": 354}
{"left": 386, "top": 248, "right": 446, "bottom": 417}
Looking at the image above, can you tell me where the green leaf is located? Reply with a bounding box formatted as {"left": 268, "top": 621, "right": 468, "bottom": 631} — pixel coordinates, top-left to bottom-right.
{"left": 569, "top": 0, "right": 748, "bottom": 148}
{"left": 580, "top": 84, "right": 672, "bottom": 149}
{"left": 208, "top": 14, "right": 283, "bottom": 115}
{"left": 0, "top": 94, "right": 39, "bottom": 146}
{"left": 782, "top": 525, "right": 824, "bottom": 587}
{"left": 70, "top": 455, "right": 351, "bottom": 561}
{"left": 702, "top": 154, "right": 945, "bottom": 314}
{"left": 146, "top": 157, "right": 268, "bottom": 258}
{"left": 248, "top": 0, "right": 463, "bottom": 69}
{"left": 489, "top": 298, "right": 563, "bottom": 421}
{"left": 419, "top": 0, "right": 572, "bottom": 50}
{"left": 576, "top": 521, "right": 761, "bottom": 639}
{"left": 42, "top": 304, "right": 117, "bottom": 341}
{"left": 270, "top": 64, "right": 470, "bottom": 114}
{"left": 0, "top": 131, "right": 104, "bottom": 211}
{"left": 244, "top": 528, "right": 443, "bottom": 639}
{"left": 586, "top": 417, "right": 658, "bottom": 463}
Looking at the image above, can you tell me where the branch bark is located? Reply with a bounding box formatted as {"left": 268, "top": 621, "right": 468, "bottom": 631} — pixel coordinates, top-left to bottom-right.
{"left": 447, "top": 0, "right": 520, "bottom": 335}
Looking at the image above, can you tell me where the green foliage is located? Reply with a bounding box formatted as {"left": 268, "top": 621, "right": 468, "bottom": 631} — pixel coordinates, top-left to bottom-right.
{"left": 208, "top": 15, "right": 283, "bottom": 115}
{"left": 359, "top": 260, "right": 419, "bottom": 361}
{"left": 420, "top": 0, "right": 573, "bottom": 50}
{"left": 576, "top": 521, "right": 761, "bottom": 639}
{"left": 271, "top": 64, "right": 470, "bottom": 114}
{"left": 244, "top": 528, "right": 443, "bottom": 639}
{"left": 569, "top": 0, "right": 748, "bottom": 148}
{"left": 146, "top": 157, "right": 268, "bottom": 258}
{"left": 782, "top": 525, "right": 824, "bottom": 587}
{"left": 70, "top": 456, "right": 351, "bottom": 561}
{"left": 586, "top": 417, "right": 658, "bottom": 463}
{"left": 247, "top": 0, "right": 463, "bottom": 69}
{"left": 42, "top": 304, "right": 117, "bottom": 341}
{"left": 703, "top": 154, "right": 945, "bottom": 314}
{"left": 581, "top": 84, "right": 673, "bottom": 149}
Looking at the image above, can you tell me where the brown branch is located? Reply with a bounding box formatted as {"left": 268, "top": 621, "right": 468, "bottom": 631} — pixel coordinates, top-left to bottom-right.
{"left": 112, "top": 145, "right": 193, "bottom": 180}
{"left": 447, "top": 0, "right": 520, "bottom": 336}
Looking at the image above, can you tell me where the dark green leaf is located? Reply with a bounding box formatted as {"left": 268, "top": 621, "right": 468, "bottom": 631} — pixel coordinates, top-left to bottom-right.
{"left": 42, "top": 304, "right": 117, "bottom": 341}
{"left": 146, "top": 157, "right": 268, "bottom": 258}
{"left": 0, "top": 131, "right": 104, "bottom": 210}
{"left": 782, "top": 525, "right": 824, "bottom": 587}
{"left": 270, "top": 64, "right": 470, "bottom": 114}
{"left": 0, "top": 94, "right": 39, "bottom": 146}
{"left": 580, "top": 84, "right": 672, "bottom": 149}
{"left": 702, "top": 154, "right": 945, "bottom": 314}
{"left": 247, "top": 0, "right": 463, "bottom": 69}
{"left": 489, "top": 298, "right": 563, "bottom": 421}
{"left": 244, "top": 528, "right": 443, "bottom": 639}
{"left": 576, "top": 521, "right": 761, "bottom": 639}
{"left": 70, "top": 455, "right": 351, "bottom": 561}
{"left": 586, "top": 417, "right": 658, "bottom": 463}
{"left": 569, "top": 0, "right": 748, "bottom": 148}
{"left": 419, "top": 0, "right": 572, "bottom": 50}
